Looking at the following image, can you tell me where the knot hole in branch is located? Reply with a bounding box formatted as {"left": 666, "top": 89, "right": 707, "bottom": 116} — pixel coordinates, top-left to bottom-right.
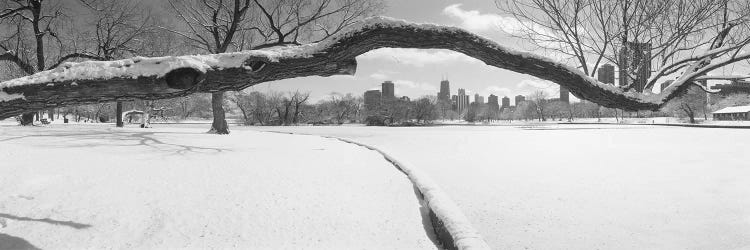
{"left": 165, "top": 68, "right": 203, "bottom": 90}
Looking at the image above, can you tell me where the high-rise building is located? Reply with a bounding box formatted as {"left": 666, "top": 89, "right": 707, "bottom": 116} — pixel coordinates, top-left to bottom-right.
{"left": 456, "top": 88, "right": 469, "bottom": 113}
{"left": 474, "top": 94, "right": 484, "bottom": 104}
{"left": 438, "top": 80, "right": 451, "bottom": 101}
{"left": 381, "top": 81, "right": 395, "bottom": 99}
{"left": 619, "top": 42, "right": 652, "bottom": 92}
{"left": 598, "top": 63, "right": 615, "bottom": 85}
{"left": 363, "top": 90, "right": 381, "bottom": 111}
{"left": 501, "top": 96, "right": 510, "bottom": 109}
{"left": 514, "top": 95, "right": 526, "bottom": 106}
{"left": 488, "top": 94, "right": 500, "bottom": 112}
{"left": 559, "top": 86, "right": 569, "bottom": 103}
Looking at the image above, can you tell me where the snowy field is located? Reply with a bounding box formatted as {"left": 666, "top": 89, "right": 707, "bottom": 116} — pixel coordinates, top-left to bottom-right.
{"left": 0, "top": 124, "right": 437, "bottom": 249}
{"left": 254, "top": 124, "right": 750, "bottom": 250}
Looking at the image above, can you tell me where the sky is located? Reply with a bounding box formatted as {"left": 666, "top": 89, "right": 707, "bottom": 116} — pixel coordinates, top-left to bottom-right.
{"left": 250, "top": 0, "right": 565, "bottom": 105}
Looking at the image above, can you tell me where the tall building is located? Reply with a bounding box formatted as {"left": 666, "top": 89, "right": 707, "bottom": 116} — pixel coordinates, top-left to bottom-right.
{"left": 619, "top": 42, "right": 652, "bottom": 92}
{"left": 381, "top": 81, "right": 395, "bottom": 99}
{"left": 559, "top": 86, "right": 569, "bottom": 103}
{"left": 598, "top": 63, "right": 615, "bottom": 85}
{"left": 363, "top": 90, "right": 381, "bottom": 111}
{"left": 514, "top": 95, "right": 526, "bottom": 106}
{"left": 438, "top": 80, "right": 451, "bottom": 101}
{"left": 488, "top": 94, "right": 500, "bottom": 112}
{"left": 501, "top": 96, "right": 510, "bottom": 109}
{"left": 456, "top": 89, "right": 470, "bottom": 113}
{"left": 474, "top": 94, "right": 484, "bottom": 104}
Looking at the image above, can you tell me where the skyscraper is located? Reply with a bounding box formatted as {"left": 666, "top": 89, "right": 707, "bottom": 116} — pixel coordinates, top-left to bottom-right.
{"left": 514, "top": 95, "right": 526, "bottom": 106}
{"left": 501, "top": 96, "right": 510, "bottom": 108}
{"left": 363, "top": 90, "right": 381, "bottom": 111}
{"left": 474, "top": 94, "right": 484, "bottom": 104}
{"left": 381, "top": 81, "right": 395, "bottom": 99}
{"left": 488, "top": 94, "right": 499, "bottom": 112}
{"left": 456, "top": 88, "right": 469, "bottom": 113}
{"left": 438, "top": 80, "right": 451, "bottom": 101}
{"left": 559, "top": 86, "right": 569, "bottom": 103}
{"left": 619, "top": 42, "right": 652, "bottom": 92}
{"left": 598, "top": 63, "right": 615, "bottom": 85}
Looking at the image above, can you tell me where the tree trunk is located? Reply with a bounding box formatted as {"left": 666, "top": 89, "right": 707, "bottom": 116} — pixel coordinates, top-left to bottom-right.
{"left": 116, "top": 101, "right": 124, "bottom": 127}
{"left": 209, "top": 91, "right": 229, "bottom": 134}
{"left": 47, "top": 108, "right": 53, "bottom": 121}
{"left": 20, "top": 113, "right": 35, "bottom": 125}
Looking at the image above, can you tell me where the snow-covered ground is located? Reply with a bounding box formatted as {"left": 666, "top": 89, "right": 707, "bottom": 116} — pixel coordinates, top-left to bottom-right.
{"left": 254, "top": 124, "right": 750, "bottom": 250}
{"left": 0, "top": 124, "right": 437, "bottom": 249}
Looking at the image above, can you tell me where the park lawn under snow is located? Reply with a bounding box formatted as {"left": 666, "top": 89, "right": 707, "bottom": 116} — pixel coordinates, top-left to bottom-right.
{"left": 254, "top": 124, "right": 750, "bottom": 250}
{"left": 0, "top": 124, "right": 437, "bottom": 249}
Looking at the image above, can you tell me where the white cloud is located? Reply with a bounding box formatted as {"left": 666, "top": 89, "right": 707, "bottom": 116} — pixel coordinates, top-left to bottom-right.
{"left": 443, "top": 4, "right": 533, "bottom": 34}
{"left": 442, "top": 4, "right": 567, "bottom": 61}
{"left": 483, "top": 86, "right": 512, "bottom": 97}
{"left": 369, "top": 72, "right": 389, "bottom": 80}
{"left": 516, "top": 79, "right": 559, "bottom": 96}
{"left": 392, "top": 79, "right": 439, "bottom": 93}
{"left": 358, "top": 48, "right": 482, "bottom": 67}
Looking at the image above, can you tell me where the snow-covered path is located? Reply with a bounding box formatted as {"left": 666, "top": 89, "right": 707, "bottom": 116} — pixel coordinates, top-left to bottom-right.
{"left": 255, "top": 124, "right": 750, "bottom": 250}
{"left": 0, "top": 124, "right": 437, "bottom": 249}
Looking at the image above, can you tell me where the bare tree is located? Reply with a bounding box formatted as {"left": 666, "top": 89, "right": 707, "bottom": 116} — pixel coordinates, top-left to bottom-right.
{"left": 166, "top": 0, "right": 382, "bottom": 134}
{"left": 0, "top": 0, "right": 67, "bottom": 124}
{"left": 664, "top": 85, "right": 708, "bottom": 123}
{"left": 497, "top": 0, "right": 750, "bottom": 93}
{"left": 412, "top": 96, "right": 438, "bottom": 123}
{"left": 77, "top": 0, "right": 160, "bottom": 127}
{"left": 531, "top": 90, "right": 548, "bottom": 121}
{"left": 167, "top": 0, "right": 256, "bottom": 134}
{"left": 290, "top": 90, "right": 310, "bottom": 124}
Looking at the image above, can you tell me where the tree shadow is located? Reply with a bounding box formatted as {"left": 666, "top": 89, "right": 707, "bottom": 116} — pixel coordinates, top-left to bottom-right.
{"left": 0, "top": 213, "right": 91, "bottom": 229}
{"left": 0, "top": 130, "right": 230, "bottom": 156}
{"left": 0, "top": 233, "right": 41, "bottom": 250}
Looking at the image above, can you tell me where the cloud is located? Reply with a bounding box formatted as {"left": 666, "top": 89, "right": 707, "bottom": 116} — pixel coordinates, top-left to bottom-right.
{"left": 442, "top": 4, "right": 565, "bottom": 60}
{"left": 392, "top": 79, "right": 439, "bottom": 93}
{"left": 516, "top": 79, "right": 559, "bottom": 96}
{"left": 358, "top": 48, "right": 482, "bottom": 67}
{"left": 483, "top": 86, "right": 512, "bottom": 97}
{"left": 369, "top": 72, "right": 389, "bottom": 80}
{"left": 443, "top": 4, "right": 535, "bottom": 34}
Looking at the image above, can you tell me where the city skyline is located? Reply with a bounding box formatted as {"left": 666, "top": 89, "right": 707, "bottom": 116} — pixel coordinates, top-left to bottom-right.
{"left": 365, "top": 78, "right": 566, "bottom": 106}
{"left": 247, "top": 0, "right": 581, "bottom": 103}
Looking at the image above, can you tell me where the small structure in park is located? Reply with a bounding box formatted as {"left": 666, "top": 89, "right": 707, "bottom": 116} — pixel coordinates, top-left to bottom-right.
{"left": 712, "top": 106, "right": 750, "bottom": 121}
{"left": 122, "top": 110, "right": 145, "bottom": 123}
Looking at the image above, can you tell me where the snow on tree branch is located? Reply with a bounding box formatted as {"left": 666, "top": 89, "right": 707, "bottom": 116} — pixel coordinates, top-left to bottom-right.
{"left": 0, "top": 16, "right": 735, "bottom": 119}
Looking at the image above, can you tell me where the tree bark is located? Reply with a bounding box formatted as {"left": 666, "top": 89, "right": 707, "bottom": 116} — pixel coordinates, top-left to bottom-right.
{"left": 116, "top": 101, "right": 123, "bottom": 127}
{"left": 209, "top": 92, "right": 229, "bottom": 134}
{"left": 0, "top": 17, "right": 709, "bottom": 119}
{"left": 20, "top": 113, "right": 34, "bottom": 125}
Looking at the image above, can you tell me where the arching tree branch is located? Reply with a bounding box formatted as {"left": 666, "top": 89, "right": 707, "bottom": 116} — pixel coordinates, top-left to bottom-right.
{"left": 0, "top": 17, "right": 733, "bottom": 119}
{"left": 47, "top": 52, "right": 107, "bottom": 70}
